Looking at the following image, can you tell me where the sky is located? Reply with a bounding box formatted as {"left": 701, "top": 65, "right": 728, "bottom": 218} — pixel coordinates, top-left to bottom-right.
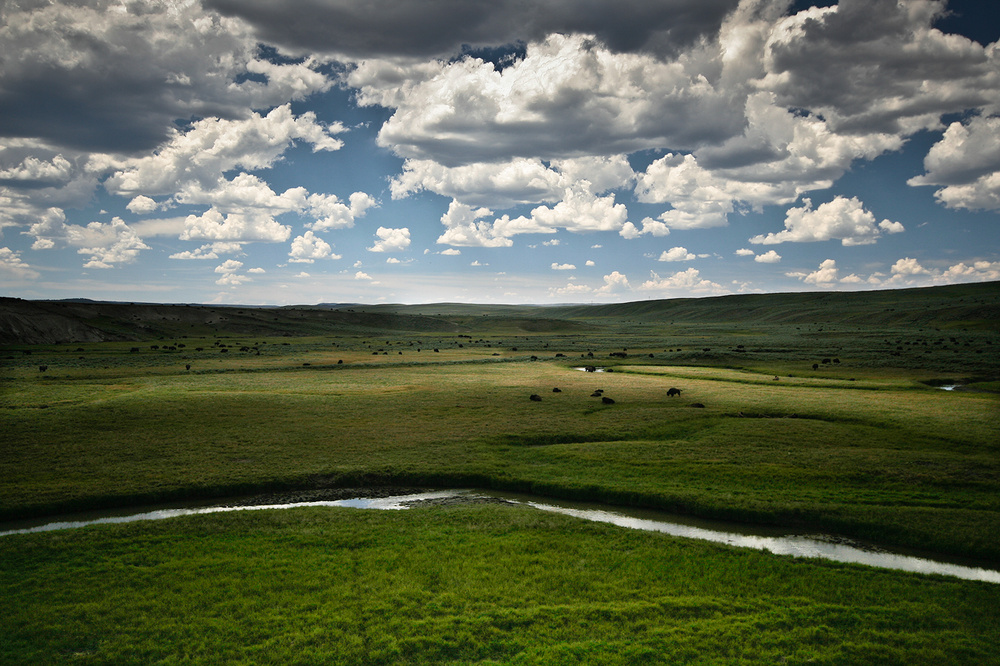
{"left": 1, "top": 0, "right": 999, "bottom": 305}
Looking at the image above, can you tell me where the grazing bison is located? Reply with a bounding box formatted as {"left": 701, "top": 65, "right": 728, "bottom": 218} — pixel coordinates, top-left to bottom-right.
{"left": 552, "top": 387, "right": 562, "bottom": 393}
{"left": 666, "top": 387, "right": 681, "bottom": 397}
{"left": 591, "top": 390, "right": 603, "bottom": 397}
{"left": 584, "top": 365, "right": 597, "bottom": 372}
{"left": 601, "top": 396, "right": 616, "bottom": 404}
{"left": 529, "top": 394, "right": 542, "bottom": 402}
{"left": 690, "top": 403, "right": 706, "bottom": 408}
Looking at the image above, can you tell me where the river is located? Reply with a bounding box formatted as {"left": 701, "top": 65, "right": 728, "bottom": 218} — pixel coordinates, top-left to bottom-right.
{"left": 2, "top": 489, "right": 997, "bottom": 584}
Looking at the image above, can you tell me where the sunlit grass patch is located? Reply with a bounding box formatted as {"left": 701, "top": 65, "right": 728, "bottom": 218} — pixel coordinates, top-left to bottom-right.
{"left": 2, "top": 331, "right": 998, "bottom": 559}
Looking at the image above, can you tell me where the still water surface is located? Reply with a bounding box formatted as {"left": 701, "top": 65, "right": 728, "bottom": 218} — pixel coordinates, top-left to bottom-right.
{"left": 2, "top": 489, "right": 997, "bottom": 584}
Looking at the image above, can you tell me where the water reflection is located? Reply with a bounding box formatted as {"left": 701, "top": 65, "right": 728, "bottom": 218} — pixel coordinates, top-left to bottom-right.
{"left": 2, "top": 489, "right": 998, "bottom": 584}
{"left": 523, "top": 502, "right": 1000, "bottom": 584}
{"left": 0, "top": 491, "right": 455, "bottom": 536}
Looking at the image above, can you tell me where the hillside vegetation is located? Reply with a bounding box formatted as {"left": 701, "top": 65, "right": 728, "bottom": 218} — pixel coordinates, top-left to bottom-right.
{"left": 3, "top": 281, "right": 998, "bottom": 345}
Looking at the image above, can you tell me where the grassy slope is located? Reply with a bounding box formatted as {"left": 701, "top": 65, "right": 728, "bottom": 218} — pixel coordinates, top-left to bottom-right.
{"left": 542, "top": 282, "right": 1000, "bottom": 327}
{"left": 3, "top": 281, "right": 999, "bottom": 344}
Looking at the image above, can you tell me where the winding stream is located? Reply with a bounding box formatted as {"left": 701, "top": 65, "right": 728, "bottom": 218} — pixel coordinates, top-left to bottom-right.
{"left": 2, "top": 489, "right": 998, "bottom": 584}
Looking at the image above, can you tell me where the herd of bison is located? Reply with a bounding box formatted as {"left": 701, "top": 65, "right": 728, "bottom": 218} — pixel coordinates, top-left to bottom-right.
{"left": 529, "top": 380, "right": 689, "bottom": 407}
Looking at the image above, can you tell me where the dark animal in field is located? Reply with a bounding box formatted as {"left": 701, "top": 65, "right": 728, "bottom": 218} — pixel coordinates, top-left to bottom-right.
{"left": 666, "top": 387, "right": 681, "bottom": 397}
{"left": 38, "top": 365, "right": 47, "bottom": 372}
{"left": 552, "top": 388, "right": 562, "bottom": 393}
{"left": 585, "top": 365, "right": 596, "bottom": 372}
{"left": 529, "top": 394, "right": 542, "bottom": 402}
{"left": 690, "top": 403, "right": 705, "bottom": 408}
{"left": 602, "top": 396, "right": 616, "bottom": 404}
{"left": 591, "top": 390, "right": 603, "bottom": 397}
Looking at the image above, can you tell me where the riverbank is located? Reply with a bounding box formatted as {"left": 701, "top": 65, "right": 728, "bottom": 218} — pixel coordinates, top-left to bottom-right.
{"left": 5, "top": 488, "right": 998, "bottom": 583}
{"left": 3, "top": 501, "right": 999, "bottom": 665}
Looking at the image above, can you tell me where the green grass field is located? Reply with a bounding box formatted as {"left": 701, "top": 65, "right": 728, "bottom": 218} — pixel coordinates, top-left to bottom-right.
{"left": 2, "top": 284, "right": 999, "bottom": 663}
{"left": 4, "top": 505, "right": 1000, "bottom": 665}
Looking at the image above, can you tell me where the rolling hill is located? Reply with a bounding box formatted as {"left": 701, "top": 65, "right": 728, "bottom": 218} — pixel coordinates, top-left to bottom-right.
{"left": 1, "top": 281, "right": 998, "bottom": 345}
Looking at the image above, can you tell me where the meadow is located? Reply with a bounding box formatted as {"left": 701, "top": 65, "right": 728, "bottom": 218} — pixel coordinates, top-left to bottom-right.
{"left": 1, "top": 283, "right": 999, "bottom": 663}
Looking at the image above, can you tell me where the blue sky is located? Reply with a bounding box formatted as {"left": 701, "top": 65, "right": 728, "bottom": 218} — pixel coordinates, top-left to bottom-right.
{"left": 1, "top": 0, "right": 998, "bottom": 305}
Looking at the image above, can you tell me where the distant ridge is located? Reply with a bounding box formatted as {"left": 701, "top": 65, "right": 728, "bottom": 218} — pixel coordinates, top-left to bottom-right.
{"left": 1, "top": 281, "right": 998, "bottom": 345}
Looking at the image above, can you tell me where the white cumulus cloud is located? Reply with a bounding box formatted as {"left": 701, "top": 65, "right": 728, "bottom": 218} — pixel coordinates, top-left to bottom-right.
{"left": 659, "top": 247, "right": 697, "bottom": 262}
{"left": 750, "top": 196, "right": 903, "bottom": 246}
{"left": 0, "top": 247, "right": 39, "bottom": 279}
{"left": 368, "top": 226, "right": 411, "bottom": 253}
{"left": 639, "top": 268, "right": 723, "bottom": 294}
{"left": 909, "top": 116, "right": 1000, "bottom": 211}
{"left": 289, "top": 231, "right": 338, "bottom": 263}
{"left": 437, "top": 201, "right": 512, "bottom": 248}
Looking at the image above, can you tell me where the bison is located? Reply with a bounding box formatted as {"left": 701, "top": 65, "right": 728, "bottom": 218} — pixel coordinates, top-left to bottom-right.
{"left": 601, "top": 396, "right": 616, "bottom": 404}
{"left": 667, "top": 387, "right": 681, "bottom": 397}
{"left": 529, "top": 394, "right": 542, "bottom": 402}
